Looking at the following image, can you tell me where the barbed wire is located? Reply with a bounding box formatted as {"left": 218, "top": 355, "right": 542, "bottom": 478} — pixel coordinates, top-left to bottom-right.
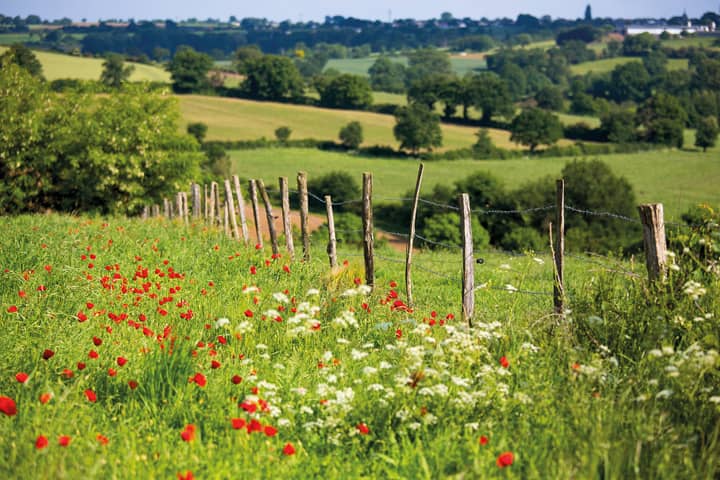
{"left": 472, "top": 205, "right": 555, "bottom": 215}
{"left": 564, "top": 205, "right": 642, "bottom": 224}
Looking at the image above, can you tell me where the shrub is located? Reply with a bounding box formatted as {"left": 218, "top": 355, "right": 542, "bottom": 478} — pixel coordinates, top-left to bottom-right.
{"left": 275, "top": 126, "right": 292, "bottom": 143}
{"left": 421, "top": 212, "right": 489, "bottom": 250}
{"left": 339, "top": 121, "right": 363, "bottom": 149}
{"left": 187, "top": 122, "right": 208, "bottom": 144}
{"left": 306, "top": 171, "right": 361, "bottom": 213}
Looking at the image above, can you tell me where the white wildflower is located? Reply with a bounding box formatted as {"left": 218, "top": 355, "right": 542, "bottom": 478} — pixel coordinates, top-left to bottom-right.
{"left": 362, "top": 366, "right": 378, "bottom": 376}
{"left": 272, "top": 292, "right": 290, "bottom": 303}
{"left": 214, "top": 317, "right": 230, "bottom": 329}
{"left": 306, "top": 288, "right": 320, "bottom": 296}
{"left": 351, "top": 349, "right": 368, "bottom": 360}
{"left": 656, "top": 389, "right": 673, "bottom": 399}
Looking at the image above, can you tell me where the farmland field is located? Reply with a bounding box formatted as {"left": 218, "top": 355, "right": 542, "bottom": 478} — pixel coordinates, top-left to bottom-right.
{"left": 570, "top": 56, "right": 689, "bottom": 75}
{"left": 177, "top": 95, "right": 525, "bottom": 150}
{"left": 229, "top": 148, "right": 720, "bottom": 220}
{"left": 0, "top": 46, "right": 170, "bottom": 82}
{"left": 325, "top": 55, "right": 486, "bottom": 77}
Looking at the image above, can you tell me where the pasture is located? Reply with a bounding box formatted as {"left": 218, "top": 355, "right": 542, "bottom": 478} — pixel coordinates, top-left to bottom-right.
{"left": 570, "top": 56, "right": 689, "bottom": 75}
{"left": 229, "top": 148, "right": 720, "bottom": 220}
{"left": 0, "top": 46, "right": 170, "bottom": 82}
{"left": 325, "top": 55, "right": 487, "bottom": 77}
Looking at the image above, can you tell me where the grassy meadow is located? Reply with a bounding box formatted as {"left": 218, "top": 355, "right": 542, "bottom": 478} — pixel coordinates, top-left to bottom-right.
{"left": 570, "top": 56, "right": 688, "bottom": 75}
{"left": 325, "top": 55, "right": 487, "bottom": 77}
{"left": 0, "top": 46, "right": 170, "bottom": 82}
{"left": 229, "top": 148, "right": 720, "bottom": 220}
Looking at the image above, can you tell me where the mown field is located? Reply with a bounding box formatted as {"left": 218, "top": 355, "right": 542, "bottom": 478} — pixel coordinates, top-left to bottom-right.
{"left": 1, "top": 209, "right": 718, "bottom": 479}
{"left": 570, "top": 56, "right": 689, "bottom": 75}
{"left": 325, "top": 55, "right": 487, "bottom": 77}
{"left": 177, "top": 95, "right": 527, "bottom": 150}
{"left": 0, "top": 46, "right": 170, "bottom": 82}
{"left": 229, "top": 148, "right": 720, "bottom": 220}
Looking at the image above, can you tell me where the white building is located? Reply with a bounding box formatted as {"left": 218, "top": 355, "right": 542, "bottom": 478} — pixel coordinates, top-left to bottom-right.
{"left": 625, "top": 21, "right": 716, "bottom": 36}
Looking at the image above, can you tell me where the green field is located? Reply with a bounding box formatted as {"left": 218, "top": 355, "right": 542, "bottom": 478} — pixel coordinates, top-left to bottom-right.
{"left": 229, "top": 148, "right": 719, "bottom": 220}
{"left": 570, "top": 56, "right": 689, "bottom": 75}
{"left": 325, "top": 55, "right": 486, "bottom": 77}
{"left": 178, "top": 95, "right": 524, "bottom": 150}
{"left": 661, "top": 35, "right": 720, "bottom": 50}
{"left": 0, "top": 33, "right": 35, "bottom": 45}
{"left": 0, "top": 46, "right": 170, "bottom": 82}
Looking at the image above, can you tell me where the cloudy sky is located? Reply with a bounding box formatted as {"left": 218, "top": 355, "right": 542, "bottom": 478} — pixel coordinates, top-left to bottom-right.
{"left": 1, "top": 0, "right": 716, "bottom": 22}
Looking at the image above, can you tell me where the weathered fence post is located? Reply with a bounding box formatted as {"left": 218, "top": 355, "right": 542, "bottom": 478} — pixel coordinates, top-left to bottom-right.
{"left": 362, "top": 172, "right": 374, "bottom": 289}
{"left": 249, "top": 180, "right": 263, "bottom": 248}
{"left": 232, "top": 175, "right": 250, "bottom": 244}
{"left": 297, "top": 171, "right": 310, "bottom": 261}
{"left": 257, "top": 179, "right": 279, "bottom": 255}
{"left": 325, "top": 195, "right": 337, "bottom": 268}
{"left": 151, "top": 205, "right": 160, "bottom": 218}
{"left": 142, "top": 206, "right": 149, "bottom": 220}
{"left": 279, "top": 177, "right": 295, "bottom": 259}
{"left": 405, "top": 163, "right": 424, "bottom": 308}
{"left": 223, "top": 200, "right": 230, "bottom": 237}
{"left": 554, "top": 179, "right": 565, "bottom": 315}
{"left": 176, "top": 192, "right": 183, "bottom": 223}
{"left": 638, "top": 203, "right": 667, "bottom": 282}
{"left": 209, "top": 182, "right": 218, "bottom": 226}
{"left": 224, "top": 179, "right": 240, "bottom": 240}
{"left": 459, "top": 193, "right": 474, "bottom": 327}
{"left": 182, "top": 192, "right": 190, "bottom": 225}
{"left": 192, "top": 183, "right": 201, "bottom": 219}
{"left": 163, "top": 198, "right": 170, "bottom": 219}
{"left": 204, "top": 184, "right": 209, "bottom": 220}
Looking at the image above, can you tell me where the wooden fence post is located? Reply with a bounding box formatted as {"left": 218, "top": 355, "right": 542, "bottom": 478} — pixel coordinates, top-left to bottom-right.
{"left": 638, "top": 203, "right": 667, "bottom": 282}
{"left": 192, "top": 183, "right": 201, "bottom": 219}
{"left": 325, "top": 195, "right": 337, "bottom": 268}
{"left": 297, "top": 171, "right": 310, "bottom": 261}
{"left": 280, "top": 177, "right": 295, "bottom": 259}
{"left": 459, "top": 193, "right": 474, "bottom": 327}
{"left": 249, "top": 180, "right": 263, "bottom": 248}
{"left": 142, "top": 206, "right": 149, "bottom": 220}
{"left": 163, "top": 198, "right": 170, "bottom": 219}
{"left": 405, "top": 163, "right": 424, "bottom": 308}
{"left": 362, "top": 172, "right": 374, "bottom": 289}
{"left": 151, "top": 205, "right": 160, "bottom": 218}
{"left": 204, "top": 184, "right": 209, "bottom": 220}
{"left": 232, "top": 175, "right": 250, "bottom": 244}
{"left": 182, "top": 192, "right": 189, "bottom": 225}
{"left": 224, "top": 179, "right": 240, "bottom": 240}
{"left": 209, "top": 182, "right": 218, "bottom": 226}
{"left": 223, "top": 200, "right": 230, "bottom": 237}
{"left": 257, "top": 179, "right": 279, "bottom": 255}
{"left": 176, "top": 192, "right": 183, "bottom": 223}
{"left": 554, "top": 179, "right": 565, "bottom": 315}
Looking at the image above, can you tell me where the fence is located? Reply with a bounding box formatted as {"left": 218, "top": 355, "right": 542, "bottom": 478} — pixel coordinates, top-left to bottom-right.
{"left": 142, "top": 165, "right": 684, "bottom": 326}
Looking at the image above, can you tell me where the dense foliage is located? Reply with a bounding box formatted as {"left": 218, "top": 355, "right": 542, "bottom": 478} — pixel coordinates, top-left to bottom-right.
{"left": 0, "top": 64, "right": 204, "bottom": 215}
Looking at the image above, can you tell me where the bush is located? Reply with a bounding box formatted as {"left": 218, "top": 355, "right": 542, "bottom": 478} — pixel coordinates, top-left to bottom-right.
{"left": 421, "top": 212, "right": 489, "bottom": 250}
{"left": 313, "top": 212, "right": 363, "bottom": 245}
{"left": 275, "top": 126, "right": 292, "bottom": 143}
{"left": 306, "top": 171, "right": 361, "bottom": 213}
{"left": 187, "top": 122, "right": 208, "bottom": 144}
{"left": 500, "top": 227, "right": 546, "bottom": 252}
{"left": 339, "top": 121, "right": 363, "bottom": 149}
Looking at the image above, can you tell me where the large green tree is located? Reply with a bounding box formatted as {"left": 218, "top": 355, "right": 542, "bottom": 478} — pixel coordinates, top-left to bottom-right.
{"left": 467, "top": 72, "right": 514, "bottom": 123}
{"left": 100, "top": 53, "right": 135, "bottom": 88}
{"left": 317, "top": 74, "right": 372, "bottom": 110}
{"left": 368, "top": 56, "right": 406, "bottom": 93}
{"left": 242, "top": 55, "right": 304, "bottom": 101}
{"left": 405, "top": 49, "right": 452, "bottom": 87}
{"left": 638, "top": 93, "right": 687, "bottom": 147}
{"left": 167, "top": 46, "right": 214, "bottom": 93}
{"left": 695, "top": 116, "right": 719, "bottom": 152}
{"left": 609, "top": 61, "right": 650, "bottom": 103}
{"left": 393, "top": 103, "right": 442, "bottom": 154}
{"left": 510, "top": 108, "right": 563, "bottom": 151}
{"left": 0, "top": 43, "right": 43, "bottom": 78}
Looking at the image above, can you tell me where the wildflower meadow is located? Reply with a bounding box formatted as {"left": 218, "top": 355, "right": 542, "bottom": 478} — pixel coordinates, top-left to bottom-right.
{"left": 0, "top": 213, "right": 718, "bottom": 479}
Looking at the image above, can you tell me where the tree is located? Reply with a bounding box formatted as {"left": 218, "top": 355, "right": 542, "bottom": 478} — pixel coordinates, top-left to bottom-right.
{"left": 695, "top": 116, "right": 719, "bottom": 152}
{"left": 100, "top": 54, "right": 134, "bottom": 88}
{"left": 233, "top": 45, "right": 262, "bottom": 74}
{"left": 535, "top": 86, "right": 564, "bottom": 111}
{"left": 242, "top": 55, "right": 304, "bottom": 101}
{"left": 623, "top": 33, "right": 659, "bottom": 56}
{"left": 600, "top": 110, "right": 637, "bottom": 143}
{"left": 0, "top": 43, "right": 43, "bottom": 78}
{"left": 187, "top": 122, "right": 208, "bottom": 143}
{"left": 584, "top": 4, "right": 592, "bottom": 22}
{"left": 167, "top": 46, "right": 213, "bottom": 93}
{"left": 274, "top": 126, "right": 292, "bottom": 143}
{"left": 609, "top": 61, "right": 650, "bottom": 103}
{"left": 638, "top": 93, "right": 687, "bottom": 147}
{"left": 317, "top": 74, "right": 372, "bottom": 110}
{"left": 307, "top": 171, "right": 360, "bottom": 212}
{"left": 393, "top": 104, "right": 442, "bottom": 154}
{"left": 368, "top": 56, "right": 406, "bottom": 93}
{"left": 510, "top": 108, "right": 563, "bottom": 151}
{"left": 339, "top": 121, "right": 363, "bottom": 149}
{"left": 405, "top": 49, "right": 452, "bottom": 86}
{"left": 467, "top": 72, "right": 514, "bottom": 123}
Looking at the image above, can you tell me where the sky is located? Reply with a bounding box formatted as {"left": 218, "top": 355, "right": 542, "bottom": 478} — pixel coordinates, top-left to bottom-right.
{"left": 1, "top": 0, "right": 717, "bottom": 23}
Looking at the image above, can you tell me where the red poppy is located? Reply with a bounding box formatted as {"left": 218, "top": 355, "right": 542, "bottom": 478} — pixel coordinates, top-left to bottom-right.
{"left": 356, "top": 423, "right": 370, "bottom": 435}
{"left": 58, "top": 435, "right": 71, "bottom": 447}
{"left": 36, "top": 435, "right": 49, "bottom": 449}
{"left": 42, "top": 349, "right": 55, "bottom": 360}
{"left": 18, "top": 290, "right": 26, "bottom": 298}
{"left": 37, "top": 285, "right": 46, "bottom": 292}
{"left": 231, "top": 375, "right": 243, "bottom": 385}
{"left": 89, "top": 350, "right": 99, "bottom": 359}
{"left": 107, "top": 368, "right": 117, "bottom": 377}
{"left": 496, "top": 451, "right": 514, "bottom": 468}
{"left": 264, "top": 425, "right": 278, "bottom": 437}
{"left": 191, "top": 373, "right": 207, "bottom": 387}
{"left": 499, "top": 356, "right": 510, "bottom": 369}
{"left": 211, "top": 360, "right": 221, "bottom": 369}
{"left": 86, "top": 302, "right": 94, "bottom": 310}
{"left": 395, "top": 329, "right": 402, "bottom": 339}
{"left": 93, "top": 336, "right": 102, "bottom": 346}
{"left": 177, "top": 471, "right": 194, "bottom": 480}
{"left": 77, "top": 362, "right": 86, "bottom": 370}
{"left": 44, "top": 265, "right": 52, "bottom": 273}
{"left": 231, "top": 418, "right": 246, "bottom": 430}
{"left": 247, "top": 419, "right": 262, "bottom": 433}
{"left": 283, "top": 265, "right": 290, "bottom": 273}
{"left": 62, "top": 369, "right": 74, "bottom": 379}
{"left": 282, "top": 442, "right": 296, "bottom": 456}
{"left": 181, "top": 424, "right": 196, "bottom": 442}
{"left": 244, "top": 309, "right": 253, "bottom": 318}
{"left": 96, "top": 434, "right": 109, "bottom": 445}
{"left": 85, "top": 389, "right": 97, "bottom": 402}
{"left": 15, "top": 372, "right": 29, "bottom": 383}
{"left": 479, "top": 435, "right": 489, "bottom": 446}
{"left": 250, "top": 266, "right": 257, "bottom": 275}
{"left": 77, "top": 311, "right": 88, "bottom": 322}
{"left": 239, "top": 401, "right": 257, "bottom": 414}
{"left": 39, "top": 393, "right": 52, "bottom": 404}
{"left": 0, "top": 396, "right": 17, "bottom": 416}
{"left": 7, "top": 305, "right": 18, "bottom": 313}
{"left": 117, "top": 357, "right": 127, "bottom": 367}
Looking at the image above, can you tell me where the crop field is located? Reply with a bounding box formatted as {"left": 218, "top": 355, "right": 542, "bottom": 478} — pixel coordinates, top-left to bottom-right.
{"left": 1, "top": 207, "right": 718, "bottom": 478}
{"left": 0, "top": 46, "right": 170, "bottom": 82}
{"left": 570, "top": 56, "right": 689, "bottom": 75}
{"left": 177, "top": 95, "right": 524, "bottom": 150}
{"left": 325, "top": 55, "right": 486, "bottom": 77}
{"left": 0, "top": 33, "right": 35, "bottom": 45}
{"left": 229, "top": 148, "right": 720, "bottom": 220}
